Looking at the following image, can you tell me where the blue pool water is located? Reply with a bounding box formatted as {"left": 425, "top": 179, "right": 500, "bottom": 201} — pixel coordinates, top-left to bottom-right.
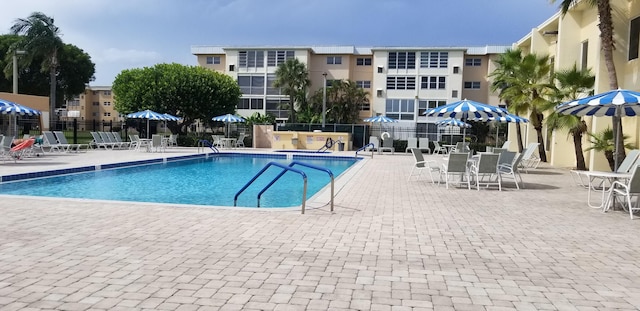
{"left": 0, "top": 154, "right": 358, "bottom": 207}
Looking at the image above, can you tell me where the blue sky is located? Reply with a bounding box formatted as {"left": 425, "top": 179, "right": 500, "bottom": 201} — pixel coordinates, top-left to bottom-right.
{"left": 1, "top": 0, "right": 559, "bottom": 86}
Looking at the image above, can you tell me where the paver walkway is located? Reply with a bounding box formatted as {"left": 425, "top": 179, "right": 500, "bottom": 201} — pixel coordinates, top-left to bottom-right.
{"left": 1, "top": 150, "right": 639, "bottom": 310}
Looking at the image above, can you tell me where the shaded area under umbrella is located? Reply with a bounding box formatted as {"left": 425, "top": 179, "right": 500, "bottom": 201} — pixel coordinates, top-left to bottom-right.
{"left": 0, "top": 98, "right": 41, "bottom": 137}
{"left": 424, "top": 99, "right": 507, "bottom": 140}
{"left": 435, "top": 118, "right": 471, "bottom": 144}
{"left": 363, "top": 115, "right": 398, "bottom": 138}
{"left": 126, "top": 109, "right": 168, "bottom": 138}
{"left": 211, "top": 114, "right": 246, "bottom": 138}
{"left": 481, "top": 114, "right": 529, "bottom": 147}
{"left": 555, "top": 89, "right": 640, "bottom": 171}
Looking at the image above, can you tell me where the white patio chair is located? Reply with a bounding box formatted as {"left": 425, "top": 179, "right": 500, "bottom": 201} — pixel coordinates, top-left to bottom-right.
{"left": 379, "top": 136, "right": 394, "bottom": 154}
{"left": 499, "top": 152, "right": 525, "bottom": 189}
{"left": 168, "top": 134, "right": 178, "bottom": 147}
{"left": 470, "top": 153, "right": 502, "bottom": 191}
{"left": 366, "top": 136, "right": 379, "bottom": 152}
{"left": 571, "top": 149, "right": 640, "bottom": 189}
{"left": 520, "top": 142, "right": 541, "bottom": 172}
{"left": 439, "top": 152, "right": 471, "bottom": 189}
{"left": 603, "top": 165, "right": 640, "bottom": 219}
{"left": 405, "top": 137, "right": 418, "bottom": 153}
{"left": 408, "top": 148, "right": 440, "bottom": 183}
{"left": 235, "top": 133, "right": 246, "bottom": 148}
{"left": 418, "top": 137, "right": 431, "bottom": 154}
{"left": 151, "top": 134, "right": 165, "bottom": 153}
{"left": 433, "top": 141, "right": 447, "bottom": 155}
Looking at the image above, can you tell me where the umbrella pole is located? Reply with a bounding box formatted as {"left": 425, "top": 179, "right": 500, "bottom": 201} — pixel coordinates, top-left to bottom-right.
{"left": 147, "top": 120, "right": 150, "bottom": 139}
{"left": 614, "top": 107, "right": 621, "bottom": 171}
{"left": 496, "top": 124, "right": 499, "bottom": 148}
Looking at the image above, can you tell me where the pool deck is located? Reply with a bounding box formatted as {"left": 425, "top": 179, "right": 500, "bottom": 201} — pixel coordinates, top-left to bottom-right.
{"left": 1, "top": 148, "right": 640, "bottom": 310}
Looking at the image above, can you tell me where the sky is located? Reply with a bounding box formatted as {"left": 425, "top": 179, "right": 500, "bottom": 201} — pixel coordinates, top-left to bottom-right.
{"left": 0, "top": 0, "right": 560, "bottom": 86}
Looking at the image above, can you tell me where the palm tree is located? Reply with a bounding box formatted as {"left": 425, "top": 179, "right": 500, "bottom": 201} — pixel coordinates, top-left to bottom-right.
{"left": 500, "top": 53, "right": 555, "bottom": 162}
{"left": 490, "top": 48, "right": 525, "bottom": 152}
{"left": 273, "top": 58, "right": 310, "bottom": 123}
{"left": 586, "top": 128, "right": 634, "bottom": 171}
{"left": 10, "top": 12, "right": 63, "bottom": 127}
{"left": 546, "top": 64, "right": 595, "bottom": 170}
{"left": 552, "top": 0, "right": 625, "bottom": 167}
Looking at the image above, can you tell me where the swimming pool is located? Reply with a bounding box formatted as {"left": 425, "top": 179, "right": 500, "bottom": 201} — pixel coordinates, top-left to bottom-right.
{"left": 0, "top": 154, "right": 359, "bottom": 208}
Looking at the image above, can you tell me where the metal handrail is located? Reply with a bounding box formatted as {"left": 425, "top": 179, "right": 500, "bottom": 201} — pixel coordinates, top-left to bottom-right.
{"left": 234, "top": 162, "right": 308, "bottom": 212}
{"left": 197, "top": 139, "right": 219, "bottom": 153}
{"left": 257, "top": 161, "right": 334, "bottom": 213}
{"left": 355, "top": 143, "right": 374, "bottom": 158}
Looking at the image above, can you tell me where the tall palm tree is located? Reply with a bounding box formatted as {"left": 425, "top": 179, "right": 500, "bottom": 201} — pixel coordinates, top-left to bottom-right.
{"left": 490, "top": 48, "right": 525, "bottom": 152}
{"left": 552, "top": 0, "right": 624, "bottom": 166}
{"left": 546, "top": 64, "right": 595, "bottom": 170}
{"left": 10, "top": 12, "right": 63, "bottom": 127}
{"left": 273, "top": 58, "right": 310, "bottom": 123}
{"left": 501, "top": 53, "right": 555, "bottom": 162}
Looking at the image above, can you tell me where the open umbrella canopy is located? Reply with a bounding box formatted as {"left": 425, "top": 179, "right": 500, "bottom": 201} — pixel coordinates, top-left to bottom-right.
{"left": 423, "top": 99, "right": 506, "bottom": 120}
{"left": 0, "top": 99, "right": 41, "bottom": 116}
{"left": 554, "top": 89, "right": 640, "bottom": 117}
{"left": 435, "top": 118, "right": 472, "bottom": 128}
{"left": 162, "top": 113, "right": 181, "bottom": 121}
{"left": 363, "top": 115, "right": 398, "bottom": 123}
{"left": 212, "top": 113, "right": 246, "bottom": 123}
{"left": 126, "top": 109, "right": 168, "bottom": 120}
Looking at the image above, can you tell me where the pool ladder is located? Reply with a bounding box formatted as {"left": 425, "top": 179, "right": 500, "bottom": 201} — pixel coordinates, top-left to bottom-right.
{"left": 234, "top": 161, "right": 334, "bottom": 214}
{"left": 355, "top": 143, "right": 374, "bottom": 158}
{"left": 197, "top": 139, "right": 219, "bottom": 153}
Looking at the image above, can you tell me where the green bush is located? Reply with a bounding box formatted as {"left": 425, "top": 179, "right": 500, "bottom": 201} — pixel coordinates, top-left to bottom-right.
{"left": 178, "top": 133, "right": 207, "bottom": 147}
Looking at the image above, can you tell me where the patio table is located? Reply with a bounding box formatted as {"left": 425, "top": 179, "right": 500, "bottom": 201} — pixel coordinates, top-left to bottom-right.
{"left": 582, "top": 171, "right": 631, "bottom": 210}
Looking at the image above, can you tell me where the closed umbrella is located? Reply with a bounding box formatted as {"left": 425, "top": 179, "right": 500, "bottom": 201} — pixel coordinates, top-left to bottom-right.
{"left": 211, "top": 114, "right": 245, "bottom": 138}
{"left": 126, "top": 109, "right": 168, "bottom": 138}
{"left": 435, "top": 118, "right": 471, "bottom": 144}
{"left": 424, "top": 99, "right": 507, "bottom": 140}
{"left": 0, "top": 99, "right": 41, "bottom": 137}
{"left": 555, "top": 89, "right": 640, "bottom": 170}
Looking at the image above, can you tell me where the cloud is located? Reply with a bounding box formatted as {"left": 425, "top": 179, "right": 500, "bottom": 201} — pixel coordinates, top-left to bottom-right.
{"left": 96, "top": 48, "right": 162, "bottom": 64}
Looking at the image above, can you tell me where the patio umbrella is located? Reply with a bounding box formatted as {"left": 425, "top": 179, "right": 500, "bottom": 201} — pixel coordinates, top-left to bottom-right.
{"left": 162, "top": 113, "right": 181, "bottom": 134}
{"left": 555, "top": 89, "right": 640, "bottom": 170}
{"left": 423, "top": 99, "right": 507, "bottom": 139}
{"left": 126, "top": 109, "right": 168, "bottom": 138}
{"left": 435, "top": 118, "right": 471, "bottom": 144}
{"left": 363, "top": 115, "right": 398, "bottom": 138}
{"left": 211, "top": 114, "right": 246, "bottom": 138}
{"left": 482, "top": 114, "right": 529, "bottom": 147}
{"left": 0, "top": 99, "right": 41, "bottom": 137}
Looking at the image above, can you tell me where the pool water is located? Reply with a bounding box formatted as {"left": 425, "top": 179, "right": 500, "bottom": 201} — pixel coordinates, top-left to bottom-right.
{"left": 0, "top": 155, "right": 358, "bottom": 207}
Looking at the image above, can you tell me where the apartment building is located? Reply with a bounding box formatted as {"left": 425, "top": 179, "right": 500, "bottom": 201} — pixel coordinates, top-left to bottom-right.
{"left": 515, "top": 0, "right": 640, "bottom": 170}
{"left": 191, "top": 45, "right": 508, "bottom": 134}
{"left": 65, "top": 85, "right": 123, "bottom": 123}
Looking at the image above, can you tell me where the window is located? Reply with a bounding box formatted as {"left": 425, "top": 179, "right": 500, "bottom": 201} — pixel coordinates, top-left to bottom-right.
{"left": 377, "top": 66, "right": 384, "bottom": 73}
{"left": 266, "top": 99, "right": 289, "bottom": 119}
{"left": 581, "top": 40, "right": 589, "bottom": 70}
{"left": 453, "top": 66, "right": 460, "bottom": 74}
{"left": 267, "top": 50, "right": 295, "bottom": 66}
{"left": 92, "top": 112, "right": 98, "bottom": 117}
{"left": 385, "top": 99, "right": 415, "bottom": 120}
{"left": 237, "top": 75, "right": 265, "bottom": 95}
{"left": 452, "top": 90, "right": 459, "bottom": 98}
{"left": 356, "top": 80, "right": 371, "bottom": 88}
{"left": 103, "top": 112, "right": 111, "bottom": 117}
{"left": 465, "top": 58, "right": 482, "bottom": 66}
{"left": 326, "top": 79, "right": 340, "bottom": 87}
{"left": 266, "top": 74, "right": 283, "bottom": 95}
{"left": 238, "top": 98, "right": 264, "bottom": 109}
{"left": 418, "top": 100, "right": 446, "bottom": 115}
{"left": 464, "top": 81, "right": 481, "bottom": 89}
{"left": 206, "top": 56, "right": 221, "bottom": 64}
{"left": 103, "top": 101, "right": 111, "bottom": 106}
{"left": 103, "top": 90, "right": 111, "bottom": 95}
{"left": 376, "top": 89, "right": 383, "bottom": 97}
{"left": 238, "top": 50, "right": 264, "bottom": 68}
{"left": 420, "top": 52, "right": 448, "bottom": 68}
{"left": 92, "top": 101, "right": 99, "bottom": 106}
{"left": 386, "top": 76, "right": 416, "bottom": 90}
{"left": 229, "top": 64, "right": 235, "bottom": 71}
{"left": 420, "top": 76, "right": 446, "bottom": 89}
{"left": 356, "top": 57, "right": 372, "bottom": 66}
{"left": 388, "top": 52, "right": 416, "bottom": 69}
{"left": 630, "top": 16, "right": 640, "bottom": 60}
{"left": 327, "top": 56, "right": 342, "bottom": 65}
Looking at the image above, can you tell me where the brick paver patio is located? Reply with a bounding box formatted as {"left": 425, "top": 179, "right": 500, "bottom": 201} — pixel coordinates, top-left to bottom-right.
{"left": 1, "top": 149, "right": 639, "bottom": 310}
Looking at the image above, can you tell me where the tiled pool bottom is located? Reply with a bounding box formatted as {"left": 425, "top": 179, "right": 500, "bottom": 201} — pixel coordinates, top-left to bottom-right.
{"left": 0, "top": 152, "right": 361, "bottom": 208}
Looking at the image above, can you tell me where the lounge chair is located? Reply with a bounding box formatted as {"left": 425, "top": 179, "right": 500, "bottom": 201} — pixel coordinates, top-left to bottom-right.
{"left": 42, "top": 131, "right": 72, "bottom": 153}
{"left": 439, "top": 152, "right": 471, "bottom": 189}
{"left": 168, "top": 134, "right": 178, "bottom": 147}
{"left": 151, "top": 134, "right": 165, "bottom": 153}
{"left": 8, "top": 138, "right": 36, "bottom": 162}
{"left": 418, "top": 137, "right": 431, "bottom": 154}
{"left": 405, "top": 137, "right": 418, "bottom": 153}
{"left": 603, "top": 165, "right": 640, "bottom": 219}
{"left": 54, "top": 131, "right": 86, "bottom": 152}
{"left": 470, "top": 153, "right": 502, "bottom": 191}
{"left": 91, "top": 132, "right": 115, "bottom": 150}
{"left": 109, "top": 132, "right": 131, "bottom": 149}
{"left": 235, "top": 133, "right": 246, "bottom": 148}
{"left": 487, "top": 140, "right": 511, "bottom": 153}
{"left": 571, "top": 149, "right": 640, "bottom": 189}
{"left": 408, "top": 148, "right": 440, "bottom": 183}
{"left": 0, "top": 135, "right": 14, "bottom": 161}
{"left": 379, "top": 136, "right": 394, "bottom": 154}
{"left": 433, "top": 141, "right": 447, "bottom": 155}
{"left": 366, "top": 136, "right": 379, "bottom": 152}
{"left": 520, "top": 142, "right": 541, "bottom": 171}
{"left": 99, "top": 132, "right": 125, "bottom": 149}
{"left": 499, "top": 152, "right": 525, "bottom": 189}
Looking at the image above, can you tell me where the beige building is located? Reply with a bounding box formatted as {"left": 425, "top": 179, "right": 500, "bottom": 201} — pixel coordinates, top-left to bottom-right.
{"left": 65, "top": 86, "right": 123, "bottom": 124}
{"left": 191, "top": 45, "right": 507, "bottom": 139}
{"left": 516, "top": 0, "right": 640, "bottom": 170}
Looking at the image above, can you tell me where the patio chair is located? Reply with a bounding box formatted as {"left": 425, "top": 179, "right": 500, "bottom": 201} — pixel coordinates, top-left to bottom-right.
{"left": 405, "top": 137, "right": 418, "bottom": 153}
{"left": 54, "top": 131, "right": 86, "bottom": 152}
{"left": 499, "top": 152, "right": 525, "bottom": 189}
{"left": 109, "top": 132, "right": 131, "bottom": 149}
{"left": 366, "top": 136, "right": 379, "bottom": 152}
{"left": 99, "top": 132, "right": 125, "bottom": 149}
{"left": 470, "top": 153, "right": 502, "bottom": 191}
{"left": 520, "top": 142, "right": 541, "bottom": 172}
{"left": 168, "top": 134, "right": 178, "bottom": 147}
{"left": 439, "top": 152, "right": 471, "bottom": 189}
{"left": 408, "top": 148, "right": 440, "bottom": 183}
{"left": 42, "top": 131, "right": 72, "bottom": 153}
{"left": 91, "top": 132, "right": 114, "bottom": 150}
{"left": 571, "top": 149, "right": 640, "bottom": 189}
{"left": 235, "top": 133, "right": 246, "bottom": 148}
{"left": 8, "top": 138, "right": 36, "bottom": 162}
{"left": 211, "top": 135, "right": 223, "bottom": 148}
{"left": 0, "top": 135, "right": 14, "bottom": 161}
{"left": 151, "top": 134, "right": 165, "bottom": 153}
{"left": 603, "top": 165, "right": 640, "bottom": 219}
{"left": 379, "top": 136, "right": 394, "bottom": 154}
{"left": 433, "top": 141, "right": 447, "bottom": 155}
{"left": 418, "top": 137, "right": 431, "bottom": 154}
{"left": 487, "top": 141, "right": 511, "bottom": 153}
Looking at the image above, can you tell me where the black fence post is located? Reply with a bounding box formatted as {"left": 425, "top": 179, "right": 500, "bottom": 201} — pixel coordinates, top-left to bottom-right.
{"left": 73, "top": 118, "right": 78, "bottom": 144}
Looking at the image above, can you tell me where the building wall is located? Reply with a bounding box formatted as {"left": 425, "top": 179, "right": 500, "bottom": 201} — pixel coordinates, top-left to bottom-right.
{"left": 0, "top": 92, "right": 49, "bottom": 131}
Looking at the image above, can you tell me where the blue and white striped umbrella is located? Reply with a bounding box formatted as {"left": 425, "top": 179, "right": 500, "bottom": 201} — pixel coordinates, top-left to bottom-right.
{"left": 435, "top": 118, "right": 472, "bottom": 128}
{"left": 211, "top": 114, "right": 246, "bottom": 123}
{"left": 423, "top": 99, "right": 507, "bottom": 120}
{"left": 126, "top": 109, "right": 168, "bottom": 120}
{"left": 363, "top": 115, "right": 398, "bottom": 123}
{"left": 484, "top": 114, "right": 529, "bottom": 123}
{"left": 162, "top": 113, "right": 181, "bottom": 121}
{"left": 555, "top": 89, "right": 640, "bottom": 117}
{"left": 0, "top": 99, "right": 41, "bottom": 116}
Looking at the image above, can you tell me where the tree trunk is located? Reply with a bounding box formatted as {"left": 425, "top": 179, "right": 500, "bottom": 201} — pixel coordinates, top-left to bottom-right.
{"left": 596, "top": 0, "right": 625, "bottom": 167}
{"left": 516, "top": 124, "right": 524, "bottom": 153}
{"left": 49, "top": 50, "right": 58, "bottom": 130}
{"left": 534, "top": 126, "right": 547, "bottom": 162}
{"left": 573, "top": 132, "right": 587, "bottom": 170}
{"left": 605, "top": 150, "right": 615, "bottom": 171}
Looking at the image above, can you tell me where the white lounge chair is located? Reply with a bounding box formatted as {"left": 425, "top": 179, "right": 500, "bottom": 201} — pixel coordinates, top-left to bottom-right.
{"left": 42, "top": 131, "right": 72, "bottom": 152}
{"left": 418, "top": 137, "right": 431, "bottom": 154}
{"left": 405, "top": 137, "right": 418, "bottom": 153}
{"left": 235, "top": 133, "right": 246, "bottom": 148}
{"left": 433, "top": 141, "right": 447, "bottom": 155}
{"left": 470, "top": 153, "right": 502, "bottom": 191}
{"left": 603, "top": 164, "right": 640, "bottom": 219}
{"left": 54, "top": 131, "right": 86, "bottom": 152}
{"left": 379, "top": 136, "right": 394, "bottom": 154}
{"left": 91, "top": 132, "right": 115, "bottom": 150}
{"left": 571, "top": 149, "right": 640, "bottom": 189}
{"left": 520, "top": 142, "right": 541, "bottom": 171}
{"left": 499, "top": 152, "right": 525, "bottom": 189}
{"left": 439, "top": 152, "right": 471, "bottom": 189}
{"left": 408, "top": 148, "right": 440, "bottom": 183}
{"left": 366, "top": 136, "right": 379, "bottom": 152}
